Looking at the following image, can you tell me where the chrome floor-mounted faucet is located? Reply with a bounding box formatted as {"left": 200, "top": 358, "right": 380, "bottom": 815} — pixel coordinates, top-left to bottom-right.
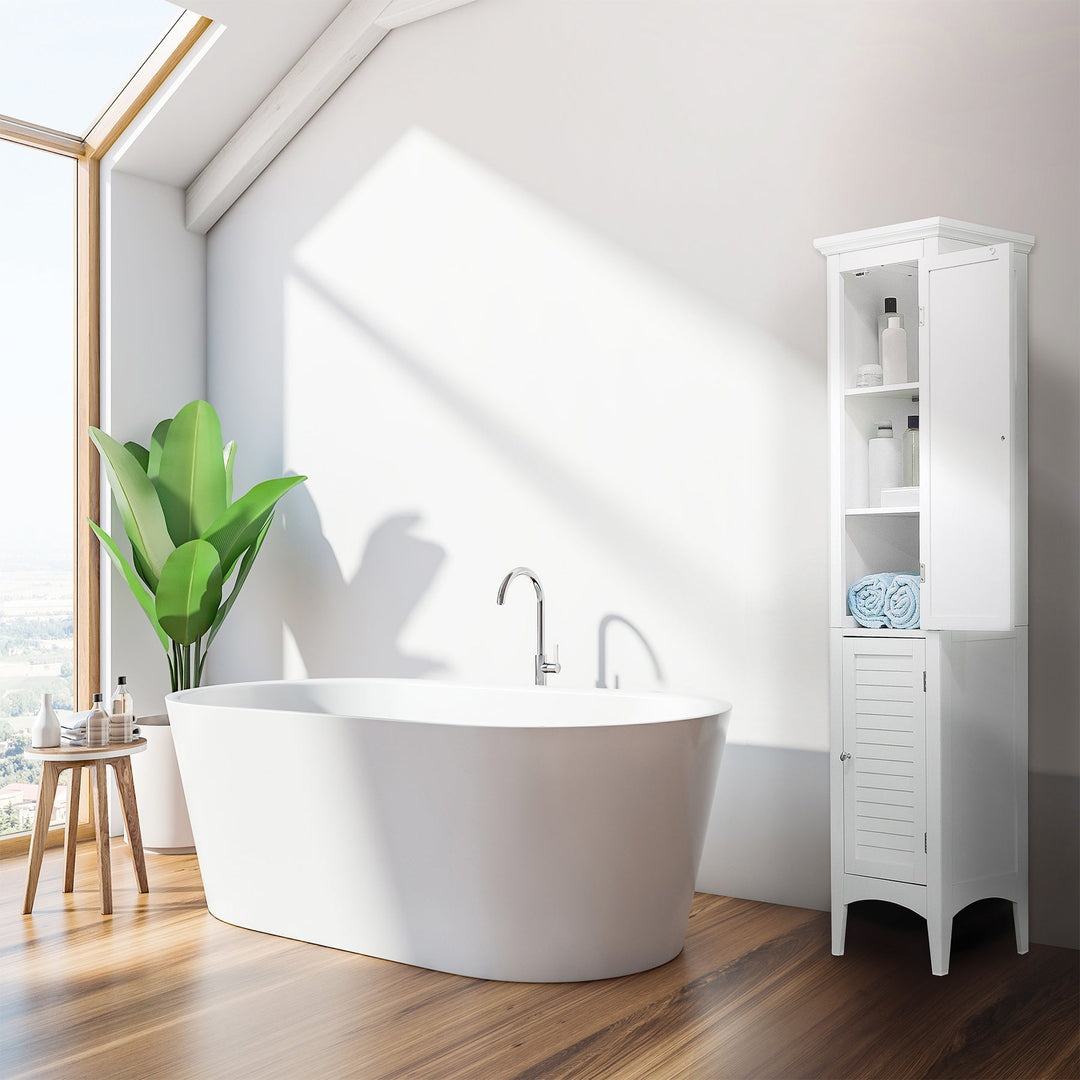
{"left": 496, "top": 567, "right": 561, "bottom": 686}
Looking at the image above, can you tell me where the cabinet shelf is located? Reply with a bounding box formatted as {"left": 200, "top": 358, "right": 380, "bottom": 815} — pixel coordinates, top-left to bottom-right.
{"left": 844, "top": 381, "right": 920, "bottom": 400}
{"left": 845, "top": 506, "right": 918, "bottom": 517}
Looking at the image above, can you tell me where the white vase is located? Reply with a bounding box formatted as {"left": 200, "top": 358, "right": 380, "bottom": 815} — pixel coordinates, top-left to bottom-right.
{"left": 129, "top": 714, "right": 195, "bottom": 853}
{"left": 31, "top": 692, "right": 61, "bottom": 748}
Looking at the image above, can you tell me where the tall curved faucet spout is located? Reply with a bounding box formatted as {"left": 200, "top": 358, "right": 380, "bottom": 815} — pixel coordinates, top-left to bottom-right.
{"left": 497, "top": 566, "right": 543, "bottom": 605}
{"left": 496, "top": 567, "right": 560, "bottom": 686}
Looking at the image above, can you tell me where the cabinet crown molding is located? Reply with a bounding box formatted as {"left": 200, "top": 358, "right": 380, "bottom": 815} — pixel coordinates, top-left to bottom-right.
{"left": 813, "top": 217, "right": 1035, "bottom": 257}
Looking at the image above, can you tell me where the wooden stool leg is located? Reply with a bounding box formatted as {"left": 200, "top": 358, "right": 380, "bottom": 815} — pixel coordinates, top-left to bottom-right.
{"left": 63, "top": 765, "right": 82, "bottom": 893}
{"left": 23, "top": 762, "right": 61, "bottom": 915}
{"left": 91, "top": 760, "right": 112, "bottom": 915}
{"left": 111, "top": 757, "right": 148, "bottom": 894}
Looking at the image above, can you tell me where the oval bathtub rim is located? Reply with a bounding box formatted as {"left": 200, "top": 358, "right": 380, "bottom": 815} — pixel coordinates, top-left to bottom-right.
{"left": 166, "top": 676, "right": 732, "bottom": 731}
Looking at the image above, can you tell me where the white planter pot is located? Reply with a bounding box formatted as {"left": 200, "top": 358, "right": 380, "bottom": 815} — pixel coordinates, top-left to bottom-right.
{"left": 129, "top": 714, "right": 195, "bottom": 853}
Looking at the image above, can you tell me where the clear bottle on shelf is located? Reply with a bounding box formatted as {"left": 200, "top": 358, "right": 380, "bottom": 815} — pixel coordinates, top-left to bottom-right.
{"left": 903, "top": 415, "right": 920, "bottom": 487}
{"left": 86, "top": 693, "right": 110, "bottom": 749}
{"left": 110, "top": 675, "right": 135, "bottom": 744}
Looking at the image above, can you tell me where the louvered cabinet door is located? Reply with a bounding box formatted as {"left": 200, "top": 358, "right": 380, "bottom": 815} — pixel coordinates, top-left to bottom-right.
{"left": 841, "top": 637, "right": 927, "bottom": 884}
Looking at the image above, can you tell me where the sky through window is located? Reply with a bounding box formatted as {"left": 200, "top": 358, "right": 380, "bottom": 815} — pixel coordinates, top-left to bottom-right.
{"left": 0, "top": 0, "right": 184, "bottom": 135}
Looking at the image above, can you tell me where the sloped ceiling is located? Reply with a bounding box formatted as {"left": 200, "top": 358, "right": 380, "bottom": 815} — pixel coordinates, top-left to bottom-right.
{"left": 114, "top": 0, "right": 350, "bottom": 186}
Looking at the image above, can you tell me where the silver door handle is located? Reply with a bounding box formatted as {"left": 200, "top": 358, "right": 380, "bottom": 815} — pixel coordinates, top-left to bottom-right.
{"left": 839, "top": 752, "right": 852, "bottom": 762}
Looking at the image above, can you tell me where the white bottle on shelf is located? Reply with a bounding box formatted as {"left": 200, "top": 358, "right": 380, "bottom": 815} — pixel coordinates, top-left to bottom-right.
{"left": 881, "top": 315, "right": 908, "bottom": 385}
{"left": 31, "top": 692, "right": 61, "bottom": 748}
{"left": 868, "top": 421, "right": 901, "bottom": 507}
{"left": 877, "top": 298, "right": 903, "bottom": 362}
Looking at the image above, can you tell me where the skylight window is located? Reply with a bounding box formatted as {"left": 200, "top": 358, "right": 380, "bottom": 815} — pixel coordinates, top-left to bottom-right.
{"left": 0, "top": 0, "right": 185, "bottom": 136}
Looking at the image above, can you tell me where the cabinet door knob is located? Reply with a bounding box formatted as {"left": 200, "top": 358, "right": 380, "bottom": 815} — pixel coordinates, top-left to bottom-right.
{"left": 839, "top": 752, "right": 852, "bottom": 762}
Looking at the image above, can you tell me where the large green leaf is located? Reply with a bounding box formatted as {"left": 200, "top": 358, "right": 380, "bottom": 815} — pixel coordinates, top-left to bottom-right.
{"left": 89, "top": 428, "right": 174, "bottom": 590}
{"left": 202, "top": 474, "right": 306, "bottom": 580}
{"left": 124, "top": 441, "right": 150, "bottom": 472}
{"left": 206, "top": 513, "right": 274, "bottom": 649}
{"left": 155, "top": 540, "right": 223, "bottom": 646}
{"left": 89, "top": 521, "right": 168, "bottom": 651}
{"left": 223, "top": 440, "right": 237, "bottom": 505}
{"left": 148, "top": 418, "right": 171, "bottom": 483}
{"left": 157, "top": 401, "right": 226, "bottom": 545}
{"left": 130, "top": 542, "right": 156, "bottom": 592}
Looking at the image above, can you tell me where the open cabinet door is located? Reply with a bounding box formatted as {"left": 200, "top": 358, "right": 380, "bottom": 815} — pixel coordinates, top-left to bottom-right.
{"left": 919, "top": 244, "right": 1016, "bottom": 630}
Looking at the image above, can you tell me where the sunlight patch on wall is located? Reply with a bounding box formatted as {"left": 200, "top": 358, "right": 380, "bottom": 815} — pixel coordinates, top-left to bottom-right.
{"left": 284, "top": 128, "right": 824, "bottom": 747}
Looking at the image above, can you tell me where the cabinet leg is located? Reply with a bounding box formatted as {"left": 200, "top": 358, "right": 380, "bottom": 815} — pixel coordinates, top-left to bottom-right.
{"left": 1012, "top": 898, "right": 1029, "bottom": 955}
{"left": 831, "top": 902, "right": 848, "bottom": 956}
{"left": 927, "top": 911, "right": 952, "bottom": 976}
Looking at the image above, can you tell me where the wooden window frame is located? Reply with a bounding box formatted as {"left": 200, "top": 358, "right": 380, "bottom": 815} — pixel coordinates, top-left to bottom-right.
{"left": 0, "top": 13, "right": 211, "bottom": 860}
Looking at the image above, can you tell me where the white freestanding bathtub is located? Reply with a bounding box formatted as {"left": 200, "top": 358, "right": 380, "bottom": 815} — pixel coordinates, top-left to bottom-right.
{"left": 166, "top": 679, "right": 730, "bottom": 982}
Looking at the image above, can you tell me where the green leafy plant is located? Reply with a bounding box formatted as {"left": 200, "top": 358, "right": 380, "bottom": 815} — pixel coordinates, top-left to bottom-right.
{"left": 90, "top": 400, "right": 306, "bottom": 691}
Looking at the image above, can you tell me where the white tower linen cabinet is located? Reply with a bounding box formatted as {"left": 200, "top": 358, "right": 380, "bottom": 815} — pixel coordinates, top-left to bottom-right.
{"left": 813, "top": 218, "right": 1032, "bottom": 976}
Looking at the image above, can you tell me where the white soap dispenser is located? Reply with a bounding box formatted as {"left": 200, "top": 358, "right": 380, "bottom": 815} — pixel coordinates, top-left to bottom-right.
{"left": 31, "top": 692, "right": 61, "bottom": 748}
{"left": 881, "top": 315, "right": 908, "bottom": 385}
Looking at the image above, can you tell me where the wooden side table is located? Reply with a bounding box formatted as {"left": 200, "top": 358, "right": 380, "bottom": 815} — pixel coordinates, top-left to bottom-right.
{"left": 23, "top": 739, "right": 149, "bottom": 915}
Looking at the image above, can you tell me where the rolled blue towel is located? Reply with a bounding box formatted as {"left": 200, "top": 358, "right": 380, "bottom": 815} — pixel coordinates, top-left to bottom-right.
{"left": 847, "top": 573, "right": 896, "bottom": 628}
{"left": 884, "top": 574, "right": 920, "bottom": 629}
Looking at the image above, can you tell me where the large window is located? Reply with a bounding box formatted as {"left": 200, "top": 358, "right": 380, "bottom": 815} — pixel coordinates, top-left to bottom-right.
{"left": 0, "top": 140, "right": 76, "bottom": 835}
{"left": 0, "top": 1, "right": 184, "bottom": 136}
{"left": 0, "top": 3, "right": 210, "bottom": 844}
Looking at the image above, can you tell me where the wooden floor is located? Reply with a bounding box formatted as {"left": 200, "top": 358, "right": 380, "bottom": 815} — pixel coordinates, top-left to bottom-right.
{"left": 1, "top": 842, "right": 1076, "bottom": 1080}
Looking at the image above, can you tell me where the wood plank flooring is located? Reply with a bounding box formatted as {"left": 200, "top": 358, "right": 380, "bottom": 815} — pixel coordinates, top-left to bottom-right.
{"left": 1, "top": 841, "right": 1076, "bottom": 1080}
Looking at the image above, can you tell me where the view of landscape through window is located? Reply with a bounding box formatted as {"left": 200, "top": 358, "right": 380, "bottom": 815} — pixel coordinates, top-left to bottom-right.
{"left": 0, "top": 1, "right": 187, "bottom": 838}
{"left": 0, "top": 139, "right": 75, "bottom": 836}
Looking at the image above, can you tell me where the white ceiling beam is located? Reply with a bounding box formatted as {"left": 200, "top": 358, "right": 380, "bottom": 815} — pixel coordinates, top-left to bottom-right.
{"left": 185, "top": 0, "right": 389, "bottom": 234}
{"left": 185, "top": 0, "right": 476, "bottom": 234}
{"left": 375, "top": 0, "right": 478, "bottom": 30}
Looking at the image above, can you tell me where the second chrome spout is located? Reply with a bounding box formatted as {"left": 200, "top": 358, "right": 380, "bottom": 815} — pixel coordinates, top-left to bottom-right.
{"left": 496, "top": 567, "right": 561, "bottom": 686}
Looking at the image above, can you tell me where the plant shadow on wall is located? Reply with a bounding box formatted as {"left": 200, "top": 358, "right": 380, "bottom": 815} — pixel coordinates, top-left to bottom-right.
{"left": 277, "top": 485, "right": 446, "bottom": 678}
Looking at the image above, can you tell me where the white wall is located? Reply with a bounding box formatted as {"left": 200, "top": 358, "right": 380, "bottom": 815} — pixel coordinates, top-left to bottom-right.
{"left": 101, "top": 169, "right": 207, "bottom": 713}
{"left": 205, "top": 0, "right": 1079, "bottom": 944}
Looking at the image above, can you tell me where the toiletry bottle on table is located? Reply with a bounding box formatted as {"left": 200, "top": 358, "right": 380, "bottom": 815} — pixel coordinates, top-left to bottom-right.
{"left": 110, "top": 675, "right": 134, "bottom": 743}
{"left": 31, "top": 693, "right": 61, "bottom": 748}
{"left": 868, "top": 420, "right": 901, "bottom": 507}
{"left": 86, "top": 693, "right": 109, "bottom": 749}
